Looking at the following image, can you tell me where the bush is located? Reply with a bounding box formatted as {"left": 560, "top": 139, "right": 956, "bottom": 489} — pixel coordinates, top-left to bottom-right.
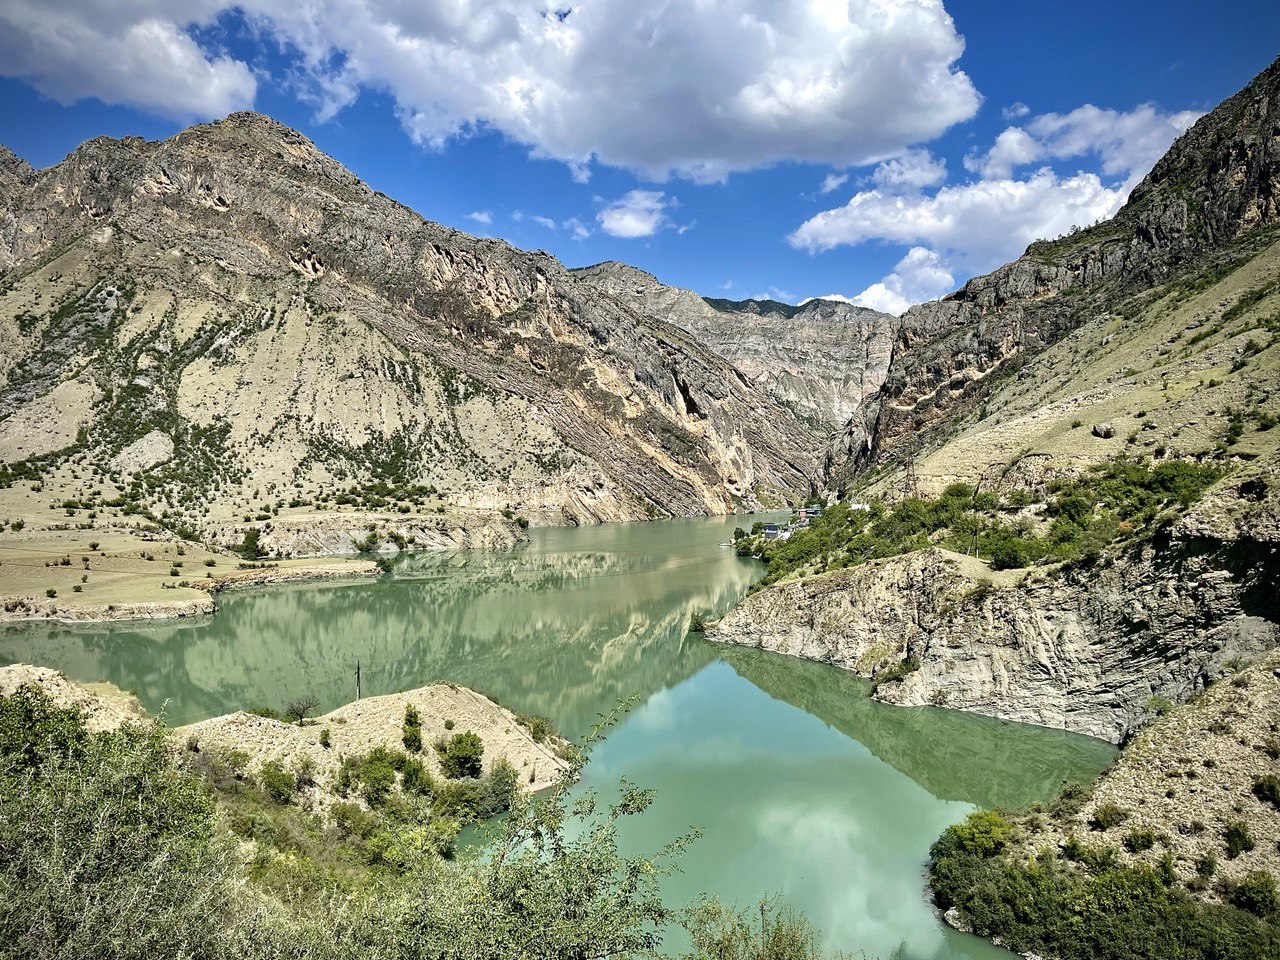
{"left": 1090, "top": 802, "right": 1128, "bottom": 830}
{"left": 0, "top": 687, "right": 241, "bottom": 957}
{"left": 403, "top": 725, "right": 423, "bottom": 753}
{"left": 1124, "top": 827, "right": 1157, "bottom": 853}
{"left": 438, "top": 731, "right": 484, "bottom": 779}
{"left": 257, "top": 760, "right": 296, "bottom": 804}
{"left": 1223, "top": 871, "right": 1278, "bottom": 918}
{"left": 1253, "top": 774, "right": 1280, "bottom": 810}
{"left": 1224, "top": 821, "right": 1256, "bottom": 859}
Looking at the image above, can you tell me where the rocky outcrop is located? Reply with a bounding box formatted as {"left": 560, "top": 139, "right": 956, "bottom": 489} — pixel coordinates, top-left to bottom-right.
{"left": 711, "top": 463, "right": 1280, "bottom": 744}
{"left": 829, "top": 55, "right": 1280, "bottom": 487}
{"left": 249, "top": 511, "right": 526, "bottom": 558}
{"left": 574, "top": 262, "right": 899, "bottom": 429}
{"left": 0, "top": 663, "right": 145, "bottom": 731}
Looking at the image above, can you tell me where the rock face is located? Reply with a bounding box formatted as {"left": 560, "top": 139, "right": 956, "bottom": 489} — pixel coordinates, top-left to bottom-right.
{"left": 828, "top": 55, "right": 1280, "bottom": 487}
{"left": 0, "top": 114, "right": 823, "bottom": 543}
{"left": 711, "top": 462, "right": 1280, "bottom": 744}
{"left": 574, "top": 262, "right": 899, "bottom": 430}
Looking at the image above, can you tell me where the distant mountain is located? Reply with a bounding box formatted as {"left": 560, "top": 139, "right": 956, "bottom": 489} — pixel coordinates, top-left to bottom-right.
{"left": 574, "top": 262, "right": 899, "bottom": 430}
{"left": 0, "top": 115, "right": 826, "bottom": 547}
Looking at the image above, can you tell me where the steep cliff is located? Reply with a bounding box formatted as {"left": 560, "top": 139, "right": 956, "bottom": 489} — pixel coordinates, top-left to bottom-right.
{"left": 830, "top": 55, "right": 1280, "bottom": 487}
{"left": 0, "top": 114, "right": 823, "bottom": 554}
{"left": 714, "top": 463, "right": 1277, "bottom": 743}
{"left": 573, "top": 261, "right": 898, "bottom": 430}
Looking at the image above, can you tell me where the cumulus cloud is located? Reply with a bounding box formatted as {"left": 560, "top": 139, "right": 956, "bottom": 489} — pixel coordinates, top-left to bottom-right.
{"left": 1001, "top": 101, "right": 1030, "bottom": 120}
{"left": 465, "top": 210, "right": 493, "bottom": 224}
{"left": 819, "top": 173, "right": 849, "bottom": 194}
{"left": 848, "top": 247, "right": 956, "bottom": 314}
{"left": 965, "top": 103, "right": 1201, "bottom": 186}
{"left": 791, "top": 100, "right": 1199, "bottom": 312}
{"left": 0, "top": 1, "right": 256, "bottom": 120}
{"left": 791, "top": 168, "right": 1125, "bottom": 270}
{"left": 3, "top": 0, "right": 980, "bottom": 182}
{"left": 805, "top": 247, "right": 954, "bottom": 315}
{"left": 597, "top": 190, "right": 672, "bottom": 238}
{"left": 869, "top": 149, "right": 947, "bottom": 192}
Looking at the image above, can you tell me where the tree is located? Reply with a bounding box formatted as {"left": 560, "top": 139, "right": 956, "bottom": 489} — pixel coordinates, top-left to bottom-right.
{"left": 438, "top": 731, "right": 484, "bottom": 779}
{"left": 284, "top": 695, "right": 319, "bottom": 724}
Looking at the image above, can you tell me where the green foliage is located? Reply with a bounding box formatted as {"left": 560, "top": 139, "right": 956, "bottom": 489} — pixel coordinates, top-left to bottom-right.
{"left": 1253, "top": 774, "right": 1280, "bottom": 810}
{"left": 929, "top": 807, "right": 1280, "bottom": 960}
{"left": 1090, "top": 802, "right": 1128, "bottom": 830}
{"left": 237, "top": 528, "right": 264, "bottom": 560}
{"left": 1223, "top": 871, "right": 1279, "bottom": 919}
{"left": 1124, "top": 827, "right": 1158, "bottom": 853}
{"left": 683, "top": 897, "right": 848, "bottom": 959}
{"left": 1224, "top": 820, "right": 1256, "bottom": 859}
{"left": 743, "top": 457, "right": 1222, "bottom": 586}
{"left": 257, "top": 760, "right": 296, "bottom": 804}
{"left": 437, "top": 731, "right": 484, "bottom": 779}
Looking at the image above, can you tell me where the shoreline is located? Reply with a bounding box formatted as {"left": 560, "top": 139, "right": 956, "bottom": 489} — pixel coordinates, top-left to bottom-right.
{"left": 0, "top": 556, "right": 383, "bottom": 625}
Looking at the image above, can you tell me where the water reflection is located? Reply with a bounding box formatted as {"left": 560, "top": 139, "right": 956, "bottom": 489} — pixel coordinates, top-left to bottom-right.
{"left": 0, "top": 516, "right": 757, "bottom": 733}
{"left": 720, "top": 646, "right": 1115, "bottom": 810}
{"left": 0, "top": 514, "right": 1114, "bottom": 960}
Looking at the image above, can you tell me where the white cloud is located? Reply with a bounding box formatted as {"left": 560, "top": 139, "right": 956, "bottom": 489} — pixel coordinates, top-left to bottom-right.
{"left": 11, "top": 0, "right": 980, "bottom": 183}
{"left": 0, "top": 2, "right": 256, "bottom": 121}
{"left": 563, "top": 217, "right": 591, "bottom": 240}
{"left": 965, "top": 103, "right": 1201, "bottom": 186}
{"left": 804, "top": 247, "right": 954, "bottom": 314}
{"left": 819, "top": 173, "right": 849, "bottom": 194}
{"left": 849, "top": 246, "right": 955, "bottom": 314}
{"left": 792, "top": 100, "right": 1200, "bottom": 305}
{"left": 597, "top": 190, "right": 671, "bottom": 238}
{"left": 466, "top": 210, "right": 493, "bottom": 224}
{"left": 790, "top": 167, "right": 1124, "bottom": 272}
{"left": 512, "top": 210, "right": 557, "bottom": 229}
{"left": 1001, "top": 101, "right": 1030, "bottom": 120}
{"left": 869, "top": 149, "right": 947, "bottom": 192}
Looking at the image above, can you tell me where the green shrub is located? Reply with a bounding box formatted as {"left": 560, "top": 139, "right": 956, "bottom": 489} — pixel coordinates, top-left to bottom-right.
{"left": 1090, "top": 802, "right": 1128, "bottom": 830}
{"left": 257, "top": 760, "right": 296, "bottom": 804}
{"left": 1223, "top": 871, "right": 1278, "bottom": 918}
{"left": 1253, "top": 774, "right": 1280, "bottom": 810}
{"left": 1224, "top": 821, "right": 1256, "bottom": 859}
{"left": 1124, "top": 827, "right": 1157, "bottom": 853}
{"left": 438, "top": 731, "right": 484, "bottom": 779}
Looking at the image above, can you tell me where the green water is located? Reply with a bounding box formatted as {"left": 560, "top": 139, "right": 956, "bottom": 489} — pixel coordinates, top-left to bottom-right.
{"left": 0, "top": 515, "right": 1114, "bottom": 959}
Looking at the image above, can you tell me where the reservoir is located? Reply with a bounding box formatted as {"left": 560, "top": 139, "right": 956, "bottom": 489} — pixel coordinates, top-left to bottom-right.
{"left": 0, "top": 514, "right": 1114, "bottom": 959}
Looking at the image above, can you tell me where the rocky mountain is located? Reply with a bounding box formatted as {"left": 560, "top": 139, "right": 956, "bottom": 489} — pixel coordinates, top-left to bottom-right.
{"left": 828, "top": 55, "right": 1280, "bottom": 489}
{"left": 573, "top": 262, "right": 899, "bottom": 430}
{"left": 713, "top": 55, "right": 1280, "bottom": 747}
{"left": 0, "top": 114, "right": 826, "bottom": 550}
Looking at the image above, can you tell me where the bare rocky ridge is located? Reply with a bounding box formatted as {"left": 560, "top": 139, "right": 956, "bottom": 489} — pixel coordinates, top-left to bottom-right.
{"left": 574, "top": 261, "right": 899, "bottom": 429}
{"left": 713, "top": 57, "right": 1280, "bottom": 750}
{"left": 828, "top": 55, "right": 1280, "bottom": 488}
{"left": 0, "top": 113, "right": 823, "bottom": 549}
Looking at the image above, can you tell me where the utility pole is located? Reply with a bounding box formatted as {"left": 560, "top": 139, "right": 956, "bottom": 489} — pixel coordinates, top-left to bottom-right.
{"left": 355, "top": 658, "right": 361, "bottom": 702}
{"left": 903, "top": 443, "right": 921, "bottom": 500}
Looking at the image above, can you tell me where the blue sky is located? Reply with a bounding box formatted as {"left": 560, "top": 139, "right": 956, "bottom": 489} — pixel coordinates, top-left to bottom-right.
{"left": 1, "top": 1, "right": 1276, "bottom": 312}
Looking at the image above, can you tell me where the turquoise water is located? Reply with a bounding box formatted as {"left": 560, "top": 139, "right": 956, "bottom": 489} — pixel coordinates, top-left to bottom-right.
{"left": 0, "top": 514, "right": 1115, "bottom": 958}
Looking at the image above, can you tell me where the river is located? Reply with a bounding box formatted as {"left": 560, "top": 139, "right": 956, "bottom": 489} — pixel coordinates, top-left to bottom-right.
{"left": 0, "top": 514, "right": 1114, "bottom": 959}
